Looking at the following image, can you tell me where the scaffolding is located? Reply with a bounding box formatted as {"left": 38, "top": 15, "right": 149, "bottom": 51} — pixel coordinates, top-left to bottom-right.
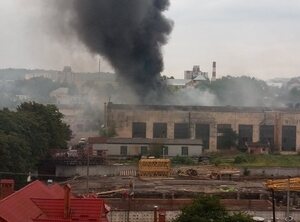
{"left": 138, "top": 159, "right": 171, "bottom": 178}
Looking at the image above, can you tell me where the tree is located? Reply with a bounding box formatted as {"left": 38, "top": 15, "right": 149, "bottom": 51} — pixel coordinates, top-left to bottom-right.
{"left": 173, "top": 196, "right": 253, "bottom": 222}
{"left": 0, "top": 102, "right": 71, "bottom": 176}
{"left": 17, "top": 102, "right": 72, "bottom": 149}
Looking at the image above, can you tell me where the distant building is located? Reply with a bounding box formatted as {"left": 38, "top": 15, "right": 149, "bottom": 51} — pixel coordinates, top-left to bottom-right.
{"left": 184, "top": 65, "right": 209, "bottom": 81}
{"left": 87, "top": 137, "right": 203, "bottom": 158}
{"left": 106, "top": 102, "right": 300, "bottom": 154}
{"left": 165, "top": 79, "right": 190, "bottom": 88}
{"left": 25, "top": 72, "right": 57, "bottom": 81}
{"left": 50, "top": 87, "right": 83, "bottom": 106}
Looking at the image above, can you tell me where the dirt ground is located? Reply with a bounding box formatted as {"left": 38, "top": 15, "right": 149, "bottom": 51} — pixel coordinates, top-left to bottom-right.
{"left": 65, "top": 174, "right": 268, "bottom": 199}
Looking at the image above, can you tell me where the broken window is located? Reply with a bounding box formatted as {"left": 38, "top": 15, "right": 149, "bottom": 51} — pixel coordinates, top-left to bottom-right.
{"left": 153, "top": 123, "right": 167, "bottom": 138}
{"left": 259, "top": 125, "right": 274, "bottom": 148}
{"left": 132, "top": 122, "right": 146, "bottom": 138}
{"left": 195, "top": 124, "right": 210, "bottom": 149}
{"left": 238, "top": 125, "right": 253, "bottom": 146}
{"left": 217, "top": 124, "right": 232, "bottom": 150}
{"left": 174, "top": 123, "right": 190, "bottom": 139}
{"left": 282, "top": 126, "right": 296, "bottom": 151}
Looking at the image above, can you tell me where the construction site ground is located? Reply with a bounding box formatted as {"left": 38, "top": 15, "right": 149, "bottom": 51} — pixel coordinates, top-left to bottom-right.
{"left": 62, "top": 164, "right": 280, "bottom": 198}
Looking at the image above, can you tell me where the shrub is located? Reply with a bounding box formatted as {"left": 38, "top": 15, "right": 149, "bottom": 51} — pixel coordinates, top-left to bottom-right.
{"left": 172, "top": 155, "right": 194, "bottom": 165}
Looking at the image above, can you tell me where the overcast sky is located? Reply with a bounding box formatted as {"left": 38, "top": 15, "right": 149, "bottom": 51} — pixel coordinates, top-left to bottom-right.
{"left": 0, "top": 0, "right": 300, "bottom": 80}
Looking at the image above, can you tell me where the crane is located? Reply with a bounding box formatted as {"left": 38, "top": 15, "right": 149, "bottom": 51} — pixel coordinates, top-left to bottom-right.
{"left": 265, "top": 177, "right": 300, "bottom": 222}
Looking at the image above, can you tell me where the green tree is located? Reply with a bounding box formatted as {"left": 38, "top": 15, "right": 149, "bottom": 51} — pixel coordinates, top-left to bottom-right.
{"left": 17, "top": 102, "right": 72, "bottom": 149}
{"left": 0, "top": 102, "right": 71, "bottom": 178}
{"left": 173, "top": 196, "right": 253, "bottom": 222}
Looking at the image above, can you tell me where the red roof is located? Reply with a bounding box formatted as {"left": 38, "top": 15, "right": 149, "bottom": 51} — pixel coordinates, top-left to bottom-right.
{"left": 0, "top": 181, "right": 109, "bottom": 222}
{"left": 0, "top": 180, "right": 63, "bottom": 222}
{"left": 32, "top": 198, "right": 105, "bottom": 222}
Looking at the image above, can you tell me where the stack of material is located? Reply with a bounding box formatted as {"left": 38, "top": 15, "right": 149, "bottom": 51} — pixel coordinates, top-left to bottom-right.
{"left": 176, "top": 165, "right": 240, "bottom": 179}
{"left": 138, "top": 159, "right": 171, "bottom": 178}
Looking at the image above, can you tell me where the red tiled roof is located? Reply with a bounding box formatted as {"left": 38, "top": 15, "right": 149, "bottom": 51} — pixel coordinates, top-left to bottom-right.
{"left": 32, "top": 198, "right": 105, "bottom": 222}
{"left": 0, "top": 180, "right": 109, "bottom": 222}
{"left": 0, "top": 180, "right": 64, "bottom": 222}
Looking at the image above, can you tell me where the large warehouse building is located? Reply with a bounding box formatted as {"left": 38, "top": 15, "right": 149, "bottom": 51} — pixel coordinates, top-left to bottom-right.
{"left": 106, "top": 103, "right": 300, "bottom": 154}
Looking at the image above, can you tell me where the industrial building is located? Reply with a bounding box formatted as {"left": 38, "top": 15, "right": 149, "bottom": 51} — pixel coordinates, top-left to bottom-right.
{"left": 106, "top": 103, "right": 300, "bottom": 154}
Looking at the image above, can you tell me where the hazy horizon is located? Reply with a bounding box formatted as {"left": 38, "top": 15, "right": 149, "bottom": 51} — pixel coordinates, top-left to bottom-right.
{"left": 0, "top": 0, "right": 300, "bottom": 80}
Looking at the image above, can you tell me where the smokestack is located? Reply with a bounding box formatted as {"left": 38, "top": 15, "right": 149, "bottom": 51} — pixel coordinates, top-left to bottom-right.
{"left": 211, "top": 61, "right": 216, "bottom": 82}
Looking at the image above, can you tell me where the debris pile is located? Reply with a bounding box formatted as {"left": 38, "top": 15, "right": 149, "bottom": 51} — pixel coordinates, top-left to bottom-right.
{"left": 176, "top": 165, "right": 240, "bottom": 180}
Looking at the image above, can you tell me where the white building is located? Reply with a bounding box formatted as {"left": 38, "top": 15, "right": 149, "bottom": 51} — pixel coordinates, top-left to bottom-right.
{"left": 184, "top": 65, "right": 209, "bottom": 81}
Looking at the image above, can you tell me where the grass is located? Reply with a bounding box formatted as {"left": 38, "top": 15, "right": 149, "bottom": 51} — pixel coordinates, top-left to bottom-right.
{"left": 210, "top": 153, "right": 300, "bottom": 167}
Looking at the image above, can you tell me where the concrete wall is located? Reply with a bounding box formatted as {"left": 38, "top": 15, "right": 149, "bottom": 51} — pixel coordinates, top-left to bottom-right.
{"left": 108, "top": 104, "right": 300, "bottom": 153}
{"left": 107, "top": 210, "right": 179, "bottom": 222}
{"left": 107, "top": 210, "right": 300, "bottom": 222}
{"left": 167, "top": 145, "right": 202, "bottom": 157}
{"left": 56, "top": 164, "right": 300, "bottom": 178}
{"left": 93, "top": 144, "right": 202, "bottom": 157}
{"left": 55, "top": 165, "right": 137, "bottom": 177}
{"left": 244, "top": 167, "right": 300, "bottom": 177}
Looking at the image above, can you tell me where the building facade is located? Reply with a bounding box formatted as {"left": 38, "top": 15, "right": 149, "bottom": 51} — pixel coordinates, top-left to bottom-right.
{"left": 106, "top": 103, "right": 300, "bottom": 154}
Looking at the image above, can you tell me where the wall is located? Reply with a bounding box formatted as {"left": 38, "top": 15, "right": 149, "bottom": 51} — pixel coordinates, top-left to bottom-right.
{"left": 244, "top": 167, "right": 300, "bottom": 177}
{"left": 55, "top": 165, "right": 137, "bottom": 177}
{"left": 93, "top": 144, "right": 202, "bottom": 157}
{"left": 56, "top": 164, "right": 300, "bottom": 178}
{"left": 107, "top": 210, "right": 300, "bottom": 222}
{"left": 108, "top": 104, "right": 300, "bottom": 153}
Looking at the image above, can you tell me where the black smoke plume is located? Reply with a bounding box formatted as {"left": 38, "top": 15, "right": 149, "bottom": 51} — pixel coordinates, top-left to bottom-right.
{"left": 64, "top": 0, "right": 173, "bottom": 101}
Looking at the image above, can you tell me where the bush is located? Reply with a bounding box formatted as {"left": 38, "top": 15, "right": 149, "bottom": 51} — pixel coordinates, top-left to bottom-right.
{"left": 172, "top": 155, "right": 194, "bottom": 165}
{"left": 234, "top": 155, "right": 248, "bottom": 164}
{"left": 173, "top": 195, "right": 253, "bottom": 222}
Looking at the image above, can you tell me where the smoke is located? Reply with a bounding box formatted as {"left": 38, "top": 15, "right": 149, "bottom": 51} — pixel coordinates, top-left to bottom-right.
{"left": 51, "top": 0, "right": 173, "bottom": 101}
{"left": 170, "top": 88, "right": 218, "bottom": 106}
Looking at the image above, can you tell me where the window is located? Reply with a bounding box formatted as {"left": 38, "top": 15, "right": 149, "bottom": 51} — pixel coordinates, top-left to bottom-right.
{"left": 238, "top": 125, "right": 253, "bottom": 146}
{"left": 132, "top": 122, "right": 146, "bottom": 138}
{"left": 181, "top": 147, "right": 188, "bottom": 156}
{"left": 195, "top": 124, "right": 210, "bottom": 149}
{"left": 140, "top": 146, "right": 148, "bottom": 155}
{"left": 259, "top": 125, "right": 274, "bottom": 149}
{"left": 174, "top": 123, "right": 190, "bottom": 139}
{"left": 153, "top": 123, "right": 167, "bottom": 138}
{"left": 282, "top": 126, "right": 296, "bottom": 151}
{"left": 217, "top": 124, "right": 232, "bottom": 150}
{"left": 120, "top": 146, "right": 127, "bottom": 156}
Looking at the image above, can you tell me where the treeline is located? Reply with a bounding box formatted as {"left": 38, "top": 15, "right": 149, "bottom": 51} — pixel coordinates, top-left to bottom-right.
{"left": 0, "top": 102, "right": 71, "bottom": 174}
{"left": 196, "top": 76, "right": 279, "bottom": 107}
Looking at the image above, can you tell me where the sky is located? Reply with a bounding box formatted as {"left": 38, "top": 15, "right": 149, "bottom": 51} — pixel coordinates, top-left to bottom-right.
{"left": 0, "top": 0, "right": 300, "bottom": 80}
